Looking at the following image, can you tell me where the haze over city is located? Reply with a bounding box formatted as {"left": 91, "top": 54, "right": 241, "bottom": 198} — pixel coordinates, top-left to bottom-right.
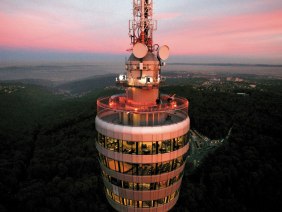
{"left": 1, "top": 0, "right": 282, "bottom": 65}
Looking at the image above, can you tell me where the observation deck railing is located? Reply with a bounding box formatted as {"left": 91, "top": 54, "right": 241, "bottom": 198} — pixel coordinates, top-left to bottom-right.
{"left": 97, "top": 94, "right": 189, "bottom": 126}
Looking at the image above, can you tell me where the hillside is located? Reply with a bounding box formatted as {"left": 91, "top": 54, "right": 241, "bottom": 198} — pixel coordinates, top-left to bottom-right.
{"left": 0, "top": 75, "right": 281, "bottom": 212}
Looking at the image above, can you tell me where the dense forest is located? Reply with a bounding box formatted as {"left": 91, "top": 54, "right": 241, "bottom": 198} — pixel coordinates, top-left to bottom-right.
{"left": 0, "top": 77, "right": 281, "bottom": 211}
{"left": 168, "top": 83, "right": 282, "bottom": 212}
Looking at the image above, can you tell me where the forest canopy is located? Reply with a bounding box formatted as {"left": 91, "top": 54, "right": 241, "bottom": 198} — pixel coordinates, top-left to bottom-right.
{"left": 0, "top": 77, "right": 281, "bottom": 212}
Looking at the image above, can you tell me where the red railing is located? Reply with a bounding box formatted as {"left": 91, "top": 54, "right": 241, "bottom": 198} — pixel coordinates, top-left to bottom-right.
{"left": 97, "top": 94, "right": 189, "bottom": 116}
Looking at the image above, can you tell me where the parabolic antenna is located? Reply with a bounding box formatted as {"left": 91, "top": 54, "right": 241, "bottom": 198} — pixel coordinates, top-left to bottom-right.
{"left": 158, "top": 45, "right": 170, "bottom": 60}
{"left": 133, "top": 43, "right": 148, "bottom": 59}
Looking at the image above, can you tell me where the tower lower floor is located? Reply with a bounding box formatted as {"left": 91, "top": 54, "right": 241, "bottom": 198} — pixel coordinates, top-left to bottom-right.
{"left": 96, "top": 130, "right": 189, "bottom": 211}
{"left": 105, "top": 187, "right": 181, "bottom": 211}
{"left": 95, "top": 94, "right": 190, "bottom": 211}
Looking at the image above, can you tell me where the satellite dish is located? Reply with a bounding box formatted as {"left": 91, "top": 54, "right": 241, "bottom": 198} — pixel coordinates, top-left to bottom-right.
{"left": 158, "top": 45, "right": 170, "bottom": 60}
{"left": 133, "top": 43, "right": 148, "bottom": 59}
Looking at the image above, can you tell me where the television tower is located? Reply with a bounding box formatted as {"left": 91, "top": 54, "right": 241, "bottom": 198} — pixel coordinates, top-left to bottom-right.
{"left": 96, "top": 0, "right": 190, "bottom": 211}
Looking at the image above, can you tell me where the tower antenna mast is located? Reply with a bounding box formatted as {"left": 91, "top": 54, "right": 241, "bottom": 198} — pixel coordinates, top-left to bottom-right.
{"left": 129, "top": 0, "right": 157, "bottom": 51}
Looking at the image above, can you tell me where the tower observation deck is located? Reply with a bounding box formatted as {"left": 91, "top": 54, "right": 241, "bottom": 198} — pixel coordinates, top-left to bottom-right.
{"left": 95, "top": 0, "right": 190, "bottom": 211}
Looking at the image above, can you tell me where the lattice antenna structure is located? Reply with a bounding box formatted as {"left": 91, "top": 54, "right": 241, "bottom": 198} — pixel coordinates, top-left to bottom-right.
{"left": 129, "top": 0, "right": 157, "bottom": 51}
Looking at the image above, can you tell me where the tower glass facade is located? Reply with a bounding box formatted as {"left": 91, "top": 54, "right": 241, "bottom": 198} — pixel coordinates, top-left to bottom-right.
{"left": 95, "top": 0, "right": 190, "bottom": 211}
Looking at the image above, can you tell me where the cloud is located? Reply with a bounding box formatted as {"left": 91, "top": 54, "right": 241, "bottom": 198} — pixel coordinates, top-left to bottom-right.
{"left": 1, "top": 0, "right": 282, "bottom": 64}
{"left": 155, "top": 12, "right": 182, "bottom": 20}
{"left": 156, "top": 9, "right": 282, "bottom": 59}
{"left": 0, "top": 6, "right": 128, "bottom": 54}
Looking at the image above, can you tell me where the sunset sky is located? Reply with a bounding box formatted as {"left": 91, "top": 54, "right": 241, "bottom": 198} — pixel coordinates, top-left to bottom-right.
{"left": 0, "top": 0, "right": 282, "bottom": 65}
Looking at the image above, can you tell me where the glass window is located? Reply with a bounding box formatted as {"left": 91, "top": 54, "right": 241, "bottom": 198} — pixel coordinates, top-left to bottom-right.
{"left": 133, "top": 183, "right": 139, "bottom": 190}
{"left": 123, "top": 181, "right": 129, "bottom": 189}
{"left": 101, "top": 155, "right": 185, "bottom": 176}
{"left": 119, "top": 140, "right": 123, "bottom": 152}
{"left": 172, "top": 138, "right": 177, "bottom": 151}
{"left": 153, "top": 200, "right": 157, "bottom": 207}
{"left": 106, "top": 138, "right": 119, "bottom": 151}
{"left": 98, "top": 133, "right": 106, "bottom": 147}
{"left": 171, "top": 159, "right": 177, "bottom": 170}
{"left": 169, "top": 176, "right": 176, "bottom": 186}
{"left": 133, "top": 164, "right": 139, "bottom": 175}
{"left": 159, "top": 141, "right": 167, "bottom": 153}
{"left": 121, "top": 162, "right": 133, "bottom": 174}
{"left": 119, "top": 161, "right": 124, "bottom": 173}
{"left": 161, "top": 161, "right": 171, "bottom": 173}
{"left": 129, "top": 182, "right": 134, "bottom": 190}
{"left": 99, "top": 153, "right": 107, "bottom": 166}
{"left": 139, "top": 164, "right": 152, "bottom": 176}
{"left": 106, "top": 188, "right": 111, "bottom": 196}
{"left": 112, "top": 193, "right": 121, "bottom": 203}
{"left": 122, "top": 198, "right": 127, "bottom": 206}
{"left": 152, "top": 142, "right": 157, "bottom": 154}
{"left": 162, "top": 140, "right": 172, "bottom": 153}
{"left": 137, "top": 142, "right": 142, "bottom": 155}
{"left": 99, "top": 134, "right": 189, "bottom": 155}
{"left": 123, "top": 141, "right": 136, "bottom": 154}
{"left": 128, "top": 199, "right": 133, "bottom": 206}
{"left": 140, "top": 142, "right": 152, "bottom": 155}
{"left": 164, "top": 196, "right": 169, "bottom": 204}
{"left": 103, "top": 171, "right": 184, "bottom": 191}
{"left": 150, "top": 182, "right": 157, "bottom": 190}
{"left": 157, "top": 198, "right": 164, "bottom": 205}
{"left": 105, "top": 188, "right": 180, "bottom": 207}
{"left": 107, "top": 158, "right": 119, "bottom": 172}
{"left": 159, "top": 180, "right": 167, "bottom": 189}
{"left": 111, "top": 177, "right": 120, "bottom": 186}
{"left": 139, "top": 183, "right": 150, "bottom": 190}
{"left": 151, "top": 163, "right": 157, "bottom": 175}
{"left": 177, "top": 136, "right": 184, "bottom": 148}
{"left": 143, "top": 201, "right": 151, "bottom": 208}
{"left": 133, "top": 200, "right": 138, "bottom": 207}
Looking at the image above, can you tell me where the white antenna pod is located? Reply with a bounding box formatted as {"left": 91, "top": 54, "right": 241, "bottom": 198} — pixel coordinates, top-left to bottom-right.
{"left": 133, "top": 43, "right": 148, "bottom": 59}
{"left": 158, "top": 45, "right": 170, "bottom": 60}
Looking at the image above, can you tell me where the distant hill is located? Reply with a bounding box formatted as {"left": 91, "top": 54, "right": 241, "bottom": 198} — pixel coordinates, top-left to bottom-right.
{"left": 55, "top": 74, "right": 117, "bottom": 95}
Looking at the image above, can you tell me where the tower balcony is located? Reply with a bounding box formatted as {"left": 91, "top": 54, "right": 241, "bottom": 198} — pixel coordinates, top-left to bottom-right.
{"left": 97, "top": 94, "right": 188, "bottom": 127}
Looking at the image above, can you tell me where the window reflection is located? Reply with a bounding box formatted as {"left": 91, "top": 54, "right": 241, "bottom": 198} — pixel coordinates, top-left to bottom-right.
{"left": 98, "top": 133, "right": 189, "bottom": 155}
{"left": 98, "top": 153, "right": 187, "bottom": 176}
{"left": 122, "top": 141, "right": 135, "bottom": 154}
{"left": 105, "top": 188, "right": 180, "bottom": 208}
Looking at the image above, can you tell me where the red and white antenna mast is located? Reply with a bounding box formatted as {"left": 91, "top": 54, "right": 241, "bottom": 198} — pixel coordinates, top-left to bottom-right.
{"left": 129, "top": 0, "right": 157, "bottom": 51}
